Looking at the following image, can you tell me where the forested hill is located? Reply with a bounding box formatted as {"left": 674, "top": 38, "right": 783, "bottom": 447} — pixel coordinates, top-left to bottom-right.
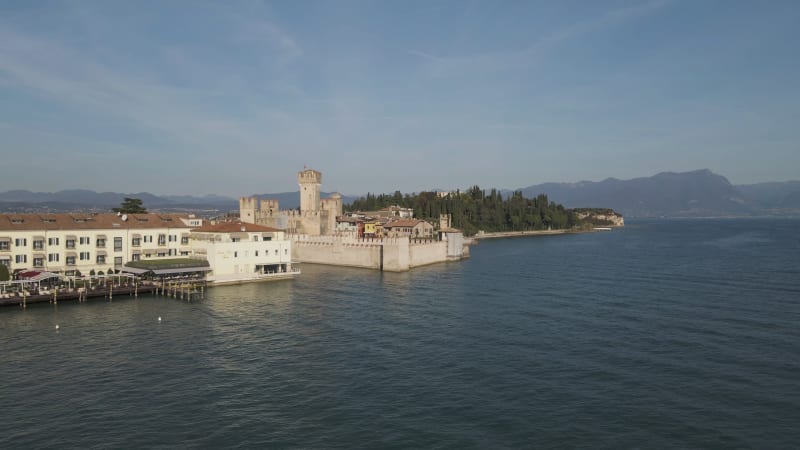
{"left": 346, "top": 186, "right": 611, "bottom": 235}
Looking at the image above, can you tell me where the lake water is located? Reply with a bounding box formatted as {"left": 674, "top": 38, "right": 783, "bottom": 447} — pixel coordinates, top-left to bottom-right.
{"left": 1, "top": 219, "right": 799, "bottom": 448}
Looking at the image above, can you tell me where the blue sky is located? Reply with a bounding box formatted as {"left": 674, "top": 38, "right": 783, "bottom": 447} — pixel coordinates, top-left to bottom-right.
{"left": 1, "top": 0, "right": 798, "bottom": 196}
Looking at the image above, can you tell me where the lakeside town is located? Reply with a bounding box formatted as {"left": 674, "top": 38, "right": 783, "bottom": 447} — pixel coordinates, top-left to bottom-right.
{"left": 0, "top": 168, "right": 623, "bottom": 307}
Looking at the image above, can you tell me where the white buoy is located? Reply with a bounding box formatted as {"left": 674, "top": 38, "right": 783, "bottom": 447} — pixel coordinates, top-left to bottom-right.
{"left": 158, "top": 316, "right": 162, "bottom": 322}
{"left": 55, "top": 324, "right": 60, "bottom": 330}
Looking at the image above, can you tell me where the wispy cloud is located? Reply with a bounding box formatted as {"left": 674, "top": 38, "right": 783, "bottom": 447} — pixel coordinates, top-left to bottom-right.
{"left": 410, "top": 0, "right": 672, "bottom": 77}
{"left": 232, "top": 18, "right": 302, "bottom": 59}
{"left": 0, "top": 25, "right": 295, "bottom": 152}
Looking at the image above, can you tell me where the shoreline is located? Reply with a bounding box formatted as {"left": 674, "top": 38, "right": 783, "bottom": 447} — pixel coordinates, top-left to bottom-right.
{"left": 471, "top": 227, "right": 615, "bottom": 240}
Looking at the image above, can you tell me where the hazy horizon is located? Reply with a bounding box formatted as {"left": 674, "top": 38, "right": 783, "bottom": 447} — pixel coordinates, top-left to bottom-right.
{"left": 1, "top": 168, "right": 798, "bottom": 199}
{"left": 2, "top": 1, "right": 799, "bottom": 196}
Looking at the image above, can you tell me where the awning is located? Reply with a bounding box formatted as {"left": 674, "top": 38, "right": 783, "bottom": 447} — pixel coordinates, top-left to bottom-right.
{"left": 30, "top": 272, "right": 62, "bottom": 282}
{"left": 131, "top": 233, "right": 142, "bottom": 238}
{"left": 96, "top": 250, "right": 107, "bottom": 256}
{"left": 18, "top": 271, "right": 61, "bottom": 282}
{"left": 66, "top": 252, "right": 77, "bottom": 258}
{"left": 152, "top": 267, "right": 211, "bottom": 275}
{"left": 121, "top": 265, "right": 211, "bottom": 275}
{"left": 0, "top": 237, "right": 10, "bottom": 242}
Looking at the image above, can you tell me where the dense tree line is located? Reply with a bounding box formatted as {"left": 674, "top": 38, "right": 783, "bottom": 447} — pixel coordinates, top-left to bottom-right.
{"left": 346, "top": 186, "right": 583, "bottom": 235}
{"left": 113, "top": 197, "right": 147, "bottom": 214}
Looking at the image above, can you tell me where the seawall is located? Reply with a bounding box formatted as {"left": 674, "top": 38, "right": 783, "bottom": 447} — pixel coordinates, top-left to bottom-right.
{"left": 291, "top": 235, "right": 467, "bottom": 271}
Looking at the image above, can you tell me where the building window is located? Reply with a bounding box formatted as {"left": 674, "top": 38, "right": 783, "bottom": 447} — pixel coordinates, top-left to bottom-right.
{"left": 0, "top": 241, "right": 9, "bottom": 251}
{"left": 114, "top": 256, "right": 123, "bottom": 266}
{"left": 157, "top": 252, "right": 166, "bottom": 257}
{"left": 33, "top": 240, "right": 44, "bottom": 250}
{"left": 114, "top": 237, "right": 123, "bottom": 251}
{"left": 168, "top": 235, "right": 177, "bottom": 242}
{"left": 96, "top": 238, "right": 106, "bottom": 248}
{"left": 80, "top": 237, "right": 90, "bottom": 245}
{"left": 66, "top": 256, "right": 76, "bottom": 266}
{"left": 143, "top": 235, "right": 152, "bottom": 243}
{"left": 65, "top": 239, "right": 74, "bottom": 248}
{"left": 234, "top": 251, "right": 238, "bottom": 258}
{"left": 285, "top": 249, "right": 288, "bottom": 255}
{"left": 0, "top": 258, "right": 10, "bottom": 266}
{"left": 48, "top": 253, "right": 60, "bottom": 262}
{"left": 79, "top": 252, "right": 90, "bottom": 261}
{"left": 180, "top": 251, "right": 189, "bottom": 256}
{"left": 96, "top": 255, "right": 106, "bottom": 264}
{"left": 132, "top": 237, "right": 141, "bottom": 247}
{"left": 255, "top": 251, "right": 259, "bottom": 257}
{"left": 275, "top": 249, "right": 278, "bottom": 255}
{"left": 253, "top": 235, "right": 259, "bottom": 242}
{"left": 33, "top": 257, "right": 44, "bottom": 267}
{"left": 15, "top": 238, "right": 27, "bottom": 247}
{"left": 158, "top": 234, "right": 166, "bottom": 245}
{"left": 181, "top": 236, "right": 189, "bottom": 245}
{"left": 132, "top": 254, "right": 141, "bottom": 261}
{"left": 15, "top": 254, "right": 27, "bottom": 263}
{"left": 65, "top": 270, "right": 75, "bottom": 277}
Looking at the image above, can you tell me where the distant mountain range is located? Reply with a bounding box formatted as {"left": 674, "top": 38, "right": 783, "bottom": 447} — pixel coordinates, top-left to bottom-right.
{"left": 515, "top": 169, "right": 800, "bottom": 217}
{"left": 1, "top": 170, "right": 798, "bottom": 217}
{"left": 0, "top": 189, "right": 357, "bottom": 215}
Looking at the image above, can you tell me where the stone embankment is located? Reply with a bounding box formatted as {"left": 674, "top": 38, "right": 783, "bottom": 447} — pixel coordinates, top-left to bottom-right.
{"left": 472, "top": 229, "right": 576, "bottom": 240}
{"left": 291, "top": 234, "right": 468, "bottom": 271}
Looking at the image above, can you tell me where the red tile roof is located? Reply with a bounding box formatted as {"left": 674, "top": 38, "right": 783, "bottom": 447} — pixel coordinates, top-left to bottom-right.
{"left": 191, "top": 222, "right": 282, "bottom": 233}
{"left": 0, "top": 213, "right": 193, "bottom": 231}
{"left": 384, "top": 219, "right": 429, "bottom": 228}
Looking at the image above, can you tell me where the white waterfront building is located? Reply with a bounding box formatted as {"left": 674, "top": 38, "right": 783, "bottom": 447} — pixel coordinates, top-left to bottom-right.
{"left": 0, "top": 213, "right": 202, "bottom": 276}
{"left": 189, "top": 222, "right": 297, "bottom": 285}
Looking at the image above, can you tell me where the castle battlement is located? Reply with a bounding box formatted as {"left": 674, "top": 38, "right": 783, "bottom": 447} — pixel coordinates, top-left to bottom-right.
{"left": 298, "top": 169, "right": 322, "bottom": 184}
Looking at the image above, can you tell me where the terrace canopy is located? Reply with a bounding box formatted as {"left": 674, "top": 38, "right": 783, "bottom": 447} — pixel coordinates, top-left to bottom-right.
{"left": 121, "top": 258, "right": 211, "bottom": 276}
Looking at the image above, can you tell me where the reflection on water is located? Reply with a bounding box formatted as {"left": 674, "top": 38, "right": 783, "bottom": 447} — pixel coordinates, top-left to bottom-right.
{"left": 1, "top": 219, "right": 799, "bottom": 448}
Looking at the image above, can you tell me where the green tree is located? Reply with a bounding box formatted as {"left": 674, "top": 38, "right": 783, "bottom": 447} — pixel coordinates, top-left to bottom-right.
{"left": 0, "top": 264, "right": 9, "bottom": 282}
{"left": 344, "top": 185, "right": 590, "bottom": 236}
{"left": 113, "top": 197, "right": 148, "bottom": 214}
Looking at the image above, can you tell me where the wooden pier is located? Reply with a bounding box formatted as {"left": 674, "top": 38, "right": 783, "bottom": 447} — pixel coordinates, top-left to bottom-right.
{"left": 0, "top": 277, "right": 206, "bottom": 308}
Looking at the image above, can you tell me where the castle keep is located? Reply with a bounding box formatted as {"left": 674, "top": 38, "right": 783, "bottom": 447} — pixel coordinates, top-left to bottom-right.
{"left": 238, "top": 167, "right": 469, "bottom": 271}
{"left": 239, "top": 169, "right": 343, "bottom": 236}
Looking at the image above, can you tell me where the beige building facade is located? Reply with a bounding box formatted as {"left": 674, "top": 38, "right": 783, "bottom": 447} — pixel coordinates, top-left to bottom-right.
{"left": 383, "top": 219, "right": 435, "bottom": 238}
{"left": 0, "top": 213, "right": 202, "bottom": 276}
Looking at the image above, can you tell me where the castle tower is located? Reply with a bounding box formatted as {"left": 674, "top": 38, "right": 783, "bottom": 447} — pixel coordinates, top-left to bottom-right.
{"left": 240, "top": 197, "right": 258, "bottom": 224}
{"left": 439, "top": 213, "right": 452, "bottom": 230}
{"left": 260, "top": 199, "right": 280, "bottom": 216}
{"left": 298, "top": 168, "right": 322, "bottom": 213}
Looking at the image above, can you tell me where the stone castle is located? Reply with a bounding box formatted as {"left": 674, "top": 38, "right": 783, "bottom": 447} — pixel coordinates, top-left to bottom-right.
{"left": 239, "top": 169, "right": 343, "bottom": 235}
